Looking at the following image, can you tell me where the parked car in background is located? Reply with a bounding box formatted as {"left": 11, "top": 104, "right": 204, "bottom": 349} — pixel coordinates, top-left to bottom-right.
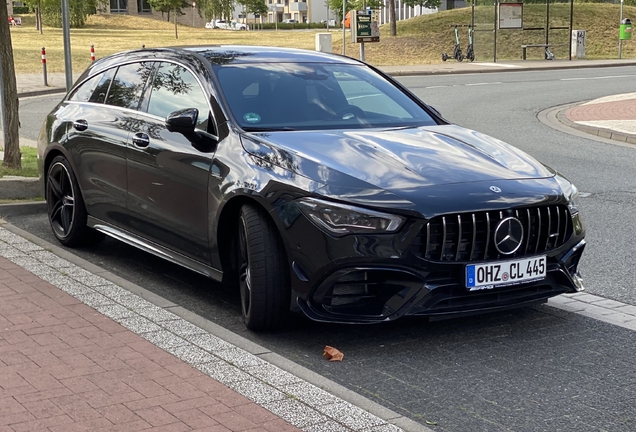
{"left": 282, "top": 19, "right": 298, "bottom": 23}
{"left": 205, "top": 19, "right": 248, "bottom": 30}
{"left": 38, "top": 46, "right": 586, "bottom": 331}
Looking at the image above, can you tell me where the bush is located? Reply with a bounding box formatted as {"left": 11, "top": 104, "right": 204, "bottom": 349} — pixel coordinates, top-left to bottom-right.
{"left": 13, "top": 6, "right": 30, "bottom": 14}
{"left": 257, "top": 22, "right": 342, "bottom": 30}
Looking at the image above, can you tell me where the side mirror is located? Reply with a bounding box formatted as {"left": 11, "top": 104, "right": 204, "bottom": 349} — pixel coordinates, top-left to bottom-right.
{"left": 166, "top": 108, "right": 199, "bottom": 134}
{"left": 166, "top": 108, "right": 217, "bottom": 153}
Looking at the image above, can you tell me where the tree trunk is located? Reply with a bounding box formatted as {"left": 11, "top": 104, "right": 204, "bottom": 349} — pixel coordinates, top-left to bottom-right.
{"left": 0, "top": 1, "right": 21, "bottom": 169}
{"left": 37, "top": 0, "right": 43, "bottom": 34}
{"left": 174, "top": 7, "right": 179, "bottom": 39}
{"left": 389, "top": 0, "right": 396, "bottom": 36}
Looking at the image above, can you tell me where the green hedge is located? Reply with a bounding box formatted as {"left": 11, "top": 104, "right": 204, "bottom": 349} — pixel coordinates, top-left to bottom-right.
{"left": 12, "top": 6, "right": 30, "bottom": 14}
{"left": 255, "top": 22, "right": 343, "bottom": 30}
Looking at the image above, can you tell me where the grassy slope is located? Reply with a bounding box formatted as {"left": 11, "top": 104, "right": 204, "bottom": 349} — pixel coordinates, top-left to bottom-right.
{"left": 7, "top": 4, "right": 636, "bottom": 72}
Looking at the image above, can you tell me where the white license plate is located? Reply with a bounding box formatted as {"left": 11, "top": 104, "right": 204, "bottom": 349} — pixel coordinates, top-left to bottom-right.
{"left": 466, "top": 256, "right": 546, "bottom": 291}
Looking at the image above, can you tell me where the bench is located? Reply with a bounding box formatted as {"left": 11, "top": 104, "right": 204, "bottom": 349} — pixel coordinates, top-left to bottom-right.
{"left": 521, "top": 44, "right": 552, "bottom": 60}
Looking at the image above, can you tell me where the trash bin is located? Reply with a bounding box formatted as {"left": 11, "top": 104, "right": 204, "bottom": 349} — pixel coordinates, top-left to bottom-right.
{"left": 620, "top": 18, "right": 632, "bottom": 40}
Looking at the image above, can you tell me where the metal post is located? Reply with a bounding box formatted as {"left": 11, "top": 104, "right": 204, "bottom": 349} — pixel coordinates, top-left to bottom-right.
{"left": 545, "top": 0, "right": 550, "bottom": 48}
{"left": 471, "top": 0, "right": 475, "bottom": 29}
{"left": 61, "top": 0, "right": 73, "bottom": 91}
{"left": 192, "top": 2, "right": 196, "bottom": 27}
{"left": 90, "top": 44, "right": 95, "bottom": 62}
{"left": 493, "top": 0, "right": 497, "bottom": 62}
{"left": 41, "top": 47, "right": 48, "bottom": 87}
{"left": 619, "top": 0, "right": 624, "bottom": 59}
{"left": 342, "top": 0, "right": 346, "bottom": 55}
{"left": 360, "top": 1, "right": 366, "bottom": 62}
{"left": 569, "top": 0, "right": 573, "bottom": 60}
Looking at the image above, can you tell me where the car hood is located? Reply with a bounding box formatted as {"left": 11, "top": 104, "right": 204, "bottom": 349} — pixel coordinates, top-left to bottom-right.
{"left": 243, "top": 125, "right": 558, "bottom": 214}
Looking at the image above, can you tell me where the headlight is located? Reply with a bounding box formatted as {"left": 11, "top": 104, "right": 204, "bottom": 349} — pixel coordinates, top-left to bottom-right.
{"left": 296, "top": 198, "right": 405, "bottom": 236}
{"left": 555, "top": 175, "right": 580, "bottom": 215}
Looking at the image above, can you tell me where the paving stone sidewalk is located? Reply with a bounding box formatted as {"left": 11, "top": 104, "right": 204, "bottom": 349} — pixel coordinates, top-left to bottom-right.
{"left": 0, "top": 226, "right": 409, "bottom": 432}
{"left": 0, "top": 258, "right": 302, "bottom": 432}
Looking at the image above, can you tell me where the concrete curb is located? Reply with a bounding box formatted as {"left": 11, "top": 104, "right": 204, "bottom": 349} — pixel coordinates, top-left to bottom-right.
{"left": 0, "top": 176, "right": 43, "bottom": 200}
{"left": 379, "top": 60, "right": 636, "bottom": 77}
{"left": 0, "top": 201, "right": 46, "bottom": 217}
{"left": 17, "top": 87, "right": 67, "bottom": 98}
{"left": 556, "top": 108, "right": 636, "bottom": 145}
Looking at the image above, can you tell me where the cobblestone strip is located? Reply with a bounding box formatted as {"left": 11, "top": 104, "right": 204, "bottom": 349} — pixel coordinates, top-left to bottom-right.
{"left": 548, "top": 293, "right": 636, "bottom": 331}
{"left": 0, "top": 226, "right": 404, "bottom": 432}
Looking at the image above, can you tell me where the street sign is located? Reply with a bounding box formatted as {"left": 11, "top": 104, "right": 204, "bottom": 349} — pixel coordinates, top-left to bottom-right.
{"left": 351, "top": 10, "right": 379, "bottom": 44}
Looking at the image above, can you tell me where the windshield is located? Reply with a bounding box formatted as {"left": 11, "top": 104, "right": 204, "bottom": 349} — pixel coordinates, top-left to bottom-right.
{"left": 213, "top": 63, "right": 438, "bottom": 131}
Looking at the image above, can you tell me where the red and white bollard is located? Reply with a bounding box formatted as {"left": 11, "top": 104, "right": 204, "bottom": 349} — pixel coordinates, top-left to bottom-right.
{"left": 41, "top": 46, "right": 48, "bottom": 86}
{"left": 90, "top": 44, "right": 95, "bottom": 62}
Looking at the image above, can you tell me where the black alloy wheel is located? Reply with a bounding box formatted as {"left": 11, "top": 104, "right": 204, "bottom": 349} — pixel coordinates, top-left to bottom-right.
{"left": 46, "top": 156, "right": 103, "bottom": 247}
{"left": 237, "top": 204, "right": 290, "bottom": 331}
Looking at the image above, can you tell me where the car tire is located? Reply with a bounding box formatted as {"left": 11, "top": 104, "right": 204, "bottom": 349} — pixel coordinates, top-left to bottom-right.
{"left": 237, "top": 204, "right": 290, "bottom": 331}
{"left": 46, "top": 156, "right": 104, "bottom": 247}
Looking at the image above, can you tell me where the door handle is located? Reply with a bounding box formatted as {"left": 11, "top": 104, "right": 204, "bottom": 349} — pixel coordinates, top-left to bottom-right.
{"left": 72, "top": 119, "right": 88, "bottom": 131}
{"left": 132, "top": 133, "right": 150, "bottom": 148}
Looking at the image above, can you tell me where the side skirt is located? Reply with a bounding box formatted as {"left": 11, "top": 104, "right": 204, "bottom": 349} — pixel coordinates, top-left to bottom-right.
{"left": 87, "top": 216, "right": 223, "bottom": 282}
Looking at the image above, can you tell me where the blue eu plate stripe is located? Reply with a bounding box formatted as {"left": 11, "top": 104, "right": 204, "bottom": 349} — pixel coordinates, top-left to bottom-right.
{"left": 466, "top": 265, "right": 475, "bottom": 287}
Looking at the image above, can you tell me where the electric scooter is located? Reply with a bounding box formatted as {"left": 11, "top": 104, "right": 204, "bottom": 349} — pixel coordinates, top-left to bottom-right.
{"left": 442, "top": 26, "right": 463, "bottom": 62}
{"left": 465, "top": 26, "right": 475, "bottom": 62}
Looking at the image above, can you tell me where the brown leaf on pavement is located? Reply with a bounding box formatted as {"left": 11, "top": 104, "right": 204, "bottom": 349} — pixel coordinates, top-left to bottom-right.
{"left": 323, "top": 345, "right": 344, "bottom": 362}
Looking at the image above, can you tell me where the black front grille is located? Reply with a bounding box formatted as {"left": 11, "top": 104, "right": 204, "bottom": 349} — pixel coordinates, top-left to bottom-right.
{"left": 417, "top": 205, "right": 572, "bottom": 262}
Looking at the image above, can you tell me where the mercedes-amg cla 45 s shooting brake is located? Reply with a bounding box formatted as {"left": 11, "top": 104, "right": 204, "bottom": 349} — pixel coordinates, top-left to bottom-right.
{"left": 38, "top": 46, "right": 586, "bottom": 330}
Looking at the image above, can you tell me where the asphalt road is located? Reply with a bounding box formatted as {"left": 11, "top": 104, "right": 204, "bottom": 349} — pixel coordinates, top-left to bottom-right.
{"left": 10, "top": 66, "right": 636, "bottom": 432}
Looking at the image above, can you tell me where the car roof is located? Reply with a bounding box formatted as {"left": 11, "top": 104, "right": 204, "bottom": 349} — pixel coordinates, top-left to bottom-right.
{"left": 96, "top": 46, "right": 360, "bottom": 68}
{"left": 76, "top": 46, "right": 363, "bottom": 89}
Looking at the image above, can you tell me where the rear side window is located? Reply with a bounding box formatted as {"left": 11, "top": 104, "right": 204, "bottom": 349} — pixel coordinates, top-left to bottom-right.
{"left": 105, "top": 62, "right": 155, "bottom": 111}
{"left": 68, "top": 69, "right": 115, "bottom": 104}
{"left": 69, "top": 74, "right": 102, "bottom": 102}
{"left": 146, "top": 62, "right": 211, "bottom": 132}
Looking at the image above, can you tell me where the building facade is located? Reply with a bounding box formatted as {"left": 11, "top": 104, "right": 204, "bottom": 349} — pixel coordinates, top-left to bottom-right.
{"left": 99, "top": 0, "right": 442, "bottom": 26}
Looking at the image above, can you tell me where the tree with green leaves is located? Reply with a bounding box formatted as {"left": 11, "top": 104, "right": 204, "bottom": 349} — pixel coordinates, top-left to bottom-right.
{"left": 147, "top": 0, "right": 190, "bottom": 38}
{"left": 197, "top": 0, "right": 235, "bottom": 21}
{"left": 23, "top": 0, "right": 98, "bottom": 28}
{"left": 247, "top": 0, "right": 268, "bottom": 28}
{"left": 327, "top": 0, "right": 383, "bottom": 21}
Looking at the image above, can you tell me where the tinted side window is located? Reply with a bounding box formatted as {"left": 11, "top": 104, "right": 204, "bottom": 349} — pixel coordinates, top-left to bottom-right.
{"left": 147, "top": 62, "right": 211, "bottom": 132}
{"left": 69, "top": 74, "right": 102, "bottom": 102}
{"left": 105, "top": 62, "right": 154, "bottom": 110}
{"left": 89, "top": 68, "right": 115, "bottom": 104}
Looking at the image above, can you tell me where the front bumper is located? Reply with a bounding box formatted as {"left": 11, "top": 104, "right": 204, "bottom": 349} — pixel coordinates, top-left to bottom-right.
{"left": 278, "top": 204, "right": 586, "bottom": 324}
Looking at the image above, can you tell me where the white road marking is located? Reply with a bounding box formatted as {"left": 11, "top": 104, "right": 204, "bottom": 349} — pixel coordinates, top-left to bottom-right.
{"left": 465, "top": 82, "right": 503, "bottom": 86}
{"left": 560, "top": 75, "right": 636, "bottom": 81}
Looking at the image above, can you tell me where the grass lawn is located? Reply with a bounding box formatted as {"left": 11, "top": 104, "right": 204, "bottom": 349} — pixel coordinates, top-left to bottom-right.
{"left": 7, "top": 3, "right": 636, "bottom": 74}
{"left": 0, "top": 147, "right": 39, "bottom": 178}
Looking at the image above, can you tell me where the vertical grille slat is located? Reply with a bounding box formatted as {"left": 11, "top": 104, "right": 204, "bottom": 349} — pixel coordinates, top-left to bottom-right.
{"left": 421, "top": 204, "right": 572, "bottom": 262}
{"left": 484, "top": 213, "right": 491, "bottom": 260}
{"left": 545, "top": 207, "right": 552, "bottom": 250}
{"left": 535, "top": 208, "right": 542, "bottom": 254}
{"left": 470, "top": 213, "right": 476, "bottom": 261}
{"left": 424, "top": 223, "right": 431, "bottom": 258}
{"left": 455, "top": 215, "right": 462, "bottom": 261}
{"left": 441, "top": 216, "right": 447, "bottom": 261}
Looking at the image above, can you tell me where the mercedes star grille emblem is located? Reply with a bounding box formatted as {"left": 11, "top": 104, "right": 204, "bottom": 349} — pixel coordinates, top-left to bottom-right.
{"left": 490, "top": 186, "right": 502, "bottom": 193}
{"left": 494, "top": 217, "right": 524, "bottom": 255}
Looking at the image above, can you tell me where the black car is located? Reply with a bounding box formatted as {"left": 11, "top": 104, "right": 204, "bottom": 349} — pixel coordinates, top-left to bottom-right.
{"left": 38, "top": 46, "right": 586, "bottom": 331}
